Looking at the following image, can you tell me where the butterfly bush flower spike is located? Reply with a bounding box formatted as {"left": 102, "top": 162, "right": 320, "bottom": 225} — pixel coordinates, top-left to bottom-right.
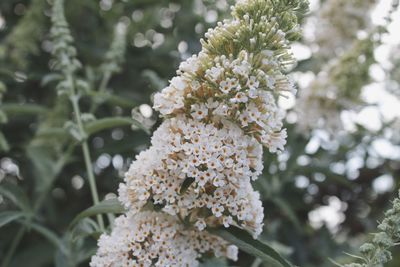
{"left": 92, "top": 0, "right": 308, "bottom": 265}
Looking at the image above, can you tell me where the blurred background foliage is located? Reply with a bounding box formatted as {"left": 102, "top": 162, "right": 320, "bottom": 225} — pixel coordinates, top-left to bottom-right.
{"left": 0, "top": 0, "right": 399, "bottom": 266}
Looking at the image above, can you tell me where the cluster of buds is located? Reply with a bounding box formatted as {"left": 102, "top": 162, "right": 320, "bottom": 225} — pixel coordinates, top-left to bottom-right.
{"left": 92, "top": 0, "right": 307, "bottom": 265}
{"left": 153, "top": 0, "right": 307, "bottom": 152}
{"left": 344, "top": 191, "right": 400, "bottom": 267}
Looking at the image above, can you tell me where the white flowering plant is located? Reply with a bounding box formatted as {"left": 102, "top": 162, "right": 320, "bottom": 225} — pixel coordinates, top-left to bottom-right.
{"left": 1, "top": 0, "right": 400, "bottom": 266}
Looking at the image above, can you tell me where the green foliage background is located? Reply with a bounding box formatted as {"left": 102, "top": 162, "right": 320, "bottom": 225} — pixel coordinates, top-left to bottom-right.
{"left": 0, "top": 0, "right": 399, "bottom": 266}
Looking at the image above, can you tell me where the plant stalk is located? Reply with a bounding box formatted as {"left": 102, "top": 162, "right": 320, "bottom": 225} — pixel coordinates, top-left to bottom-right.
{"left": 67, "top": 73, "right": 105, "bottom": 231}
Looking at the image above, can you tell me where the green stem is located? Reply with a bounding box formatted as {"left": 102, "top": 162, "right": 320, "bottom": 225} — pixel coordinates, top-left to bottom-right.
{"left": 67, "top": 73, "right": 105, "bottom": 231}
{"left": 82, "top": 141, "right": 104, "bottom": 230}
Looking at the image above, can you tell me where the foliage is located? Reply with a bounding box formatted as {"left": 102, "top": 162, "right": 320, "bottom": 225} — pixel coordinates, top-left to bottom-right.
{"left": 0, "top": 0, "right": 399, "bottom": 266}
{"left": 343, "top": 190, "right": 400, "bottom": 267}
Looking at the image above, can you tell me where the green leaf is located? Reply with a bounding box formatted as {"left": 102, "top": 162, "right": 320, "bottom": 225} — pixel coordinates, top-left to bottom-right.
{"left": 71, "top": 218, "right": 101, "bottom": 242}
{"left": 26, "top": 222, "right": 68, "bottom": 254}
{"left": 212, "top": 227, "right": 293, "bottom": 267}
{"left": 0, "top": 81, "right": 6, "bottom": 93}
{"left": 36, "top": 127, "right": 69, "bottom": 139}
{"left": 0, "top": 131, "right": 10, "bottom": 152}
{"left": 54, "top": 241, "right": 72, "bottom": 267}
{"left": 0, "top": 182, "right": 32, "bottom": 212}
{"left": 1, "top": 103, "right": 48, "bottom": 117}
{"left": 34, "top": 116, "right": 150, "bottom": 140}
{"left": 179, "top": 177, "right": 195, "bottom": 195}
{"left": 0, "top": 110, "right": 8, "bottom": 124}
{"left": 85, "top": 117, "right": 149, "bottom": 136}
{"left": 70, "top": 198, "right": 124, "bottom": 226}
{"left": 0, "top": 211, "right": 26, "bottom": 228}
{"left": 41, "top": 73, "right": 63, "bottom": 87}
{"left": 26, "top": 146, "right": 58, "bottom": 196}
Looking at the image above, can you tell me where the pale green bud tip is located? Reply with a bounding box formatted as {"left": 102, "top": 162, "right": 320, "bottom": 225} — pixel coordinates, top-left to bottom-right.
{"left": 360, "top": 243, "right": 375, "bottom": 255}
{"left": 372, "top": 232, "right": 393, "bottom": 247}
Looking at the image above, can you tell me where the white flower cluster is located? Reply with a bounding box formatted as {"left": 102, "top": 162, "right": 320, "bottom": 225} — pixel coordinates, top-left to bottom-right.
{"left": 93, "top": 0, "right": 306, "bottom": 265}
{"left": 154, "top": 19, "right": 297, "bottom": 153}
{"left": 311, "top": 0, "right": 375, "bottom": 59}
{"left": 91, "top": 211, "right": 237, "bottom": 267}
{"left": 119, "top": 116, "right": 264, "bottom": 236}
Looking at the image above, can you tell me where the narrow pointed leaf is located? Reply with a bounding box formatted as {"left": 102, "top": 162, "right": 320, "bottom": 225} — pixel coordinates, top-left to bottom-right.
{"left": 0, "top": 211, "right": 26, "bottom": 228}
{"left": 0, "top": 131, "right": 10, "bottom": 152}
{"left": 0, "top": 110, "right": 8, "bottom": 123}
{"left": 85, "top": 117, "right": 149, "bottom": 135}
{"left": 15, "top": 220, "right": 68, "bottom": 254}
{"left": 1, "top": 103, "right": 48, "bottom": 116}
{"left": 212, "top": 227, "right": 293, "bottom": 267}
{"left": 71, "top": 218, "right": 101, "bottom": 242}
{"left": 0, "top": 182, "right": 32, "bottom": 212}
{"left": 179, "top": 177, "right": 195, "bottom": 195}
{"left": 25, "top": 222, "right": 68, "bottom": 254}
{"left": 41, "top": 73, "right": 63, "bottom": 86}
{"left": 70, "top": 198, "right": 124, "bottom": 226}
